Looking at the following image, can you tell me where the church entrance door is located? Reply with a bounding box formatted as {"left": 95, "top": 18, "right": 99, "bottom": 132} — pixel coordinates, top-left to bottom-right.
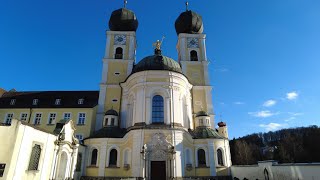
{"left": 151, "top": 161, "right": 166, "bottom": 180}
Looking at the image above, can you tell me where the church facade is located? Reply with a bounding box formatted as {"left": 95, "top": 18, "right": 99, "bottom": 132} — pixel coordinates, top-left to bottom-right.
{"left": 0, "top": 4, "right": 231, "bottom": 180}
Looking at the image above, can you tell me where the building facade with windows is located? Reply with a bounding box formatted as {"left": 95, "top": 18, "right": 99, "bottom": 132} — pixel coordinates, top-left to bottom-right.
{"left": 0, "top": 4, "right": 232, "bottom": 180}
{"left": 0, "top": 119, "right": 79, "bottom": 180}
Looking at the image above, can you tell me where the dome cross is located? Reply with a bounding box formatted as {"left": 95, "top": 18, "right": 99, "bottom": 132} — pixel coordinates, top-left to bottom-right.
{"left": 124, "top": 0, "right": 128, "bottom": 8}
{"left": 186, "top": 1, "right": 189, "bottom": 11}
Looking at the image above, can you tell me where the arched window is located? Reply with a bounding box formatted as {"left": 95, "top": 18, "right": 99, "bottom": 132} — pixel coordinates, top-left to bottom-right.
{"left": 190, "top": 50, "right": 198, "bottom": 61}
{"left": 115, "top": 47, "right": 123, "bottom": 59}
{"left": 90, "top": 149, "right": 98, "bottom": 165}
{"left": 197, "top": 149, "right": 206, "bottom": 167}
{"left": 109, "top": 149, "right": 118, "bottom": 166}
{"left": 217, "top": 149, "right": 224, "bottom": 166}
{"left": 28, "top": 144, "right": 41, "bottom": 170}
{"left": 152, "top": 95, "right": 164, "bottom": 124}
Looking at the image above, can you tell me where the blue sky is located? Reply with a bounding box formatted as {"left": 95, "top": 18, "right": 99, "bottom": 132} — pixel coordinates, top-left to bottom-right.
{"left": 1, "top": 0, "right": 319, "bottom": 138}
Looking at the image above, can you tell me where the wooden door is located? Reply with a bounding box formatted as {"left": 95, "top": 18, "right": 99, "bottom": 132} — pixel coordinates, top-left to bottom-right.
{"left": 151, "top": 161, "right": 166, "bottom": 180}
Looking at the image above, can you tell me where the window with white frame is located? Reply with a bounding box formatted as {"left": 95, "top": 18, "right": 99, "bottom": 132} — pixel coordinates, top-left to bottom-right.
{"left": 78, "top": 113, "right": 86, "bottom": 125}
{"left": 63, "top": 113, "right": 71, "bottom": 120}
{"left": 75, "top": 134, "right": 83, "bottom": 141}
{"left": 34, "top": 113, "right": 42, "bottom": 125}
{"left": 5, "top": 113, "right": 13, "bottom": 124}
{"left": 20, "top": 113, "right": 28, "bottom": 121}
{"left": 32, "top": 99, "right": 39, "bottom": 105}
{"left": 10, "top": 99, "right": 16, "bottom": 105}
{"left": 48, "top": 113, "right": 56, "bottom": 125}
{"left": 78, "top": 98, "right": 84, "bottom": 105}
{"left": 55, "top": 99, "right": 61, "bottom": 105}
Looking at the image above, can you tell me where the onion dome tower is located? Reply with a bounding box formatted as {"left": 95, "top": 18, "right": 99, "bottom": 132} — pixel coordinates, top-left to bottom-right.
{"left": 175, "top": 5, "right": 203, "bottom": 35}
{"left": 175, "top": 2, "right": 214, "bottom": 130}
{"left": 108, "top": 7, "right": 138, "bottom": 31}
{"left": 218, "top": 121, "right": 229, "bottom": 138}
{"left": 96, "top": 1, "right": 139, "bottom": 130}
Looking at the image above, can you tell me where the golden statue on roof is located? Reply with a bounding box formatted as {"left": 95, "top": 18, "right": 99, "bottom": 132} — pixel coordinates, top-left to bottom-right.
{"left": 152, "top": 36, "right": 165, "bottom": 50}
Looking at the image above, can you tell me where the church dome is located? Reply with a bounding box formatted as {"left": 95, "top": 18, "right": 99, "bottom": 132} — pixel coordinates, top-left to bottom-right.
{"left": 218, "top": 121, "right": 226, "bottom": 127}
{"left": 175, "top": 10, "right": 203, "bottom": 35}
{"left": 132, "top": 52, "right": 182, "bottom": 74}
{"left": 108, "top": 8, "right": 138, "bottom": 31}
{"left": 196, "top": 111, "right": 209, "bottom": 117}
{"left": 105, "top": 109, "right": 118, "bottom": 116}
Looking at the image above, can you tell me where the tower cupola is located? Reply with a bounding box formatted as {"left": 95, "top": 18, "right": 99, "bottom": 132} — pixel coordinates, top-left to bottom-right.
{"left": 109, "top": 8, "right": 138, "bottom": 32}
{"left": 103, "top": 109, "right": 119, "bottom": 127}
{"left": 175, "top": 9, "right": 203, "bottom": 35}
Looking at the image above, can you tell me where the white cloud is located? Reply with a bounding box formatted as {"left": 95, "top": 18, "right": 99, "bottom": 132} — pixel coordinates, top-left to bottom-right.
{"left": 234, "top": 102, "right": 245, "bottom": 105}
{"left": 284, "top": 117, "right": 296, "bottom": 122}
{"left": 286, "top": 91, "right": 298, "bottom": 100}
{"left": 288, "top": 112, "right": 304, "bottom": 116}
{"left": 259, "top": 123, "right": 286, "bottom": 131}
{"left": 248, "top": 110, "right": 278, "bottom": 118}
{"left": 263, "top": 100, "right": 277, "bottom": 107}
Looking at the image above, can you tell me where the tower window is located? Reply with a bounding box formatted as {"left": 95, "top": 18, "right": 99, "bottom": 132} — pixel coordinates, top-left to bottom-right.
{"left": 111, "top": 118, "right": 115, "bottom": 126}
{"left": 152, "top": 95, "right": 164, "bottom": 124}
{"left": 90, "top": 149, "right": 98, "bottom": 166}
{"left": 109, "top": 149, "right": 118, "bottom": 167}
{"left": 217, "top": 149, "right": 224, "bottom": 166}
{"left": 197, "top": 149, "right": 206, "bottom": 167}
{"left": 190, "top": 50, "right": 198, "bottom": 61}
{"left": 115, "top": 47, "right": 123, "bottom": 59}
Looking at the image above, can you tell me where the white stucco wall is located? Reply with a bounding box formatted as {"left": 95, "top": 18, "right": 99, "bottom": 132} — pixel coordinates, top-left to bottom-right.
{"left": 0, "top": 119, "right": 79, "bottom": 180}
{"left": 0, "top": 120, "right": 56, "bottom": 180}
{"left": 231, "top": 161, "right": 320, "bottom": 180}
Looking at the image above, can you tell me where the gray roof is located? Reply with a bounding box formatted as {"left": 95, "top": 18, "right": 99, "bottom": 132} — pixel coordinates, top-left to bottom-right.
{"left": 0, "top": 91, "right": 99, "bottom": 109}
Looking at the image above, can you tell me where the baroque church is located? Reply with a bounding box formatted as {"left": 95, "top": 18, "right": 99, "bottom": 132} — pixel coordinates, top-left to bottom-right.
{"left": 0, "top": 2, "right": 231, "bottom": 180}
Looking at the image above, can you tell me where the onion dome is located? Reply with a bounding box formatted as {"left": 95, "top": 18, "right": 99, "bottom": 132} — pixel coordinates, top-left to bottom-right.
{"left": 108, "top": 8, "right": 138, "bottom": 31}
{"left": 132, "top": 50, "right": 182, "bottom": 74}
{"left": 191, "top": 127, "right": 224, "bottom": 139}
{"left": 105, "top": 109, "right": 118, "bottom": 116}
{"left": 196, "top": 111, "right": 209, "bottom": 117}
{"left": 175, "top": 10, "right": 203, "bottom": 35}
{"left": 218, "top": 121, "right": 227, "bottom": 127}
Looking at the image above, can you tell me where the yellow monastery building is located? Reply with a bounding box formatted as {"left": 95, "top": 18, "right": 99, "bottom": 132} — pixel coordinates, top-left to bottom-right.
{"left": 0, "top": 4, "right": 231, "bottom": 180}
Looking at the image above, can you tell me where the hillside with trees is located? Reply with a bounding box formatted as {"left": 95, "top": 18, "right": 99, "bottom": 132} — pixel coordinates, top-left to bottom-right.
{"left": 230, "top": 125, "right": 320, "bottom": 165}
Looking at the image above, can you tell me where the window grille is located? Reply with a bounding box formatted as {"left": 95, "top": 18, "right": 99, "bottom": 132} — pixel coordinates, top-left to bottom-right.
{"left": 28, "top": 144, "right": 41, "bottom": 170}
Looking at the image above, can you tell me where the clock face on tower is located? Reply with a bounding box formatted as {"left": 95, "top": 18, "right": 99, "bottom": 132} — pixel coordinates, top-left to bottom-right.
{"left": 187, "top": 38, "right": 199, "bottom": 48}
{"left": 114, "top": 35, "right": 127, "bottom": 45}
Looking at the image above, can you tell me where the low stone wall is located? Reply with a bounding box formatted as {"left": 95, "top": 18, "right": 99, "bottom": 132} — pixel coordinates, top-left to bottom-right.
{"left": 231, "top": 160, "right": 320, "bottom": 180}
